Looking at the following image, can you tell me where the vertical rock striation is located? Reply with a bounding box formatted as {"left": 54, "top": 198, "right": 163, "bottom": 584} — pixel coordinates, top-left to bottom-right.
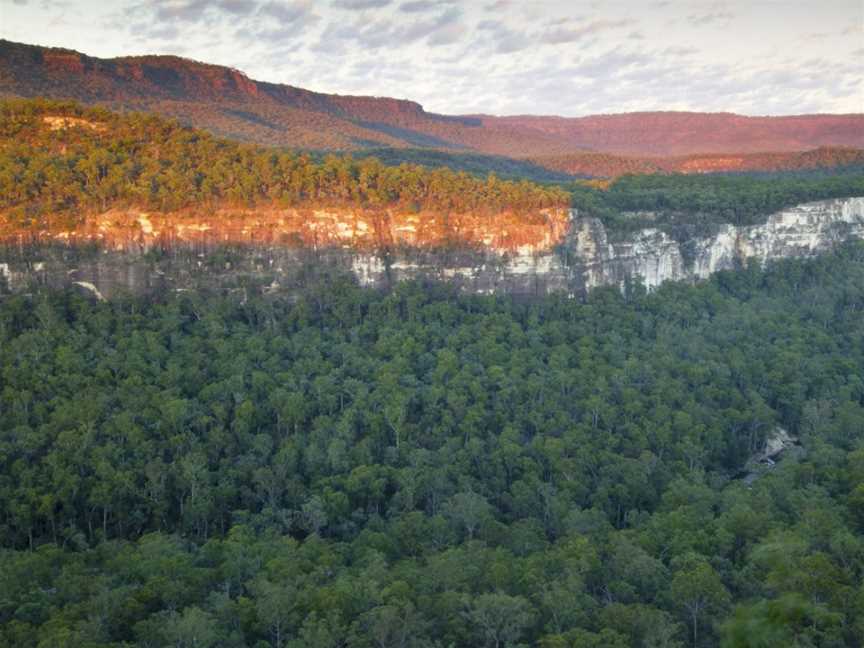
{"left": 1, "top": 198, "right": 862, "bottom": 298}
{"left": 565, "top": 196, "right": 864, "bottom": 291}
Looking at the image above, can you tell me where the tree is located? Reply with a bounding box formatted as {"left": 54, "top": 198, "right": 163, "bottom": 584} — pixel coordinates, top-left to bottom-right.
{"left": 138, "top": 607, "right": 220, "bottom": 648}
{"left": 356, "top": 602, "right": 429, "bottom": 648}
{"left": 670, "top": 556, "right": 731, "bottom": 647}
{"left": 465, "top": 593, "right": 536, "bottom": 648}
{"left": 444, "top": 492, "right": 493, "bottom": 540}
{"left": 249, "top": 577, "right": 299, "bottom": 648}
{"left": 720, "top": 594, "right": 844, "bottom": 648}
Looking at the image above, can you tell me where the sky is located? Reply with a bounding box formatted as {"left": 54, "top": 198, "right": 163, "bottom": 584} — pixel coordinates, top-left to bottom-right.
{"left": 1, "top": 0, "right": 862, "bottom": 116}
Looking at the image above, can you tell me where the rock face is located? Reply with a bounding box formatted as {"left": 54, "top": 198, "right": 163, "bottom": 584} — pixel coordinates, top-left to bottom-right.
{"left": 1, "top": 197, "right": 862, "bottom": 299}
{"left": 741, "top": 427, "right": 803, "bottom": 485}
{"left": 569, "top": 196, "right": 864, "bottom": 291}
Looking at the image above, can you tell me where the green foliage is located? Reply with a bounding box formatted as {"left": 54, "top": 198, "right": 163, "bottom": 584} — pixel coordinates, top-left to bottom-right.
{"left": 568, "top": 170, "right": 864, "bottom": 241}
{"left": 349, "top": 147, "right": 579, "bottom": 184}
{"left": 721, "top": 594, "right": 845, "bottom": 648}
{"left": 0, "top": 98, "right": 569, "bottom": 228}
{"left": 2, "top": 244, "right": 864, "bottom": 646}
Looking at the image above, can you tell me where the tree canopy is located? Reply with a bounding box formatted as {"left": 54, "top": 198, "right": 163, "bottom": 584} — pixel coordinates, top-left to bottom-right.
{"left": 0, "top": 98, "right": 569, "bottom": 231}
{"left": 2, "top": 243, "right": 864, "bottom": 646}
{"left": 568, "top": 169, "right": 864, "bottom": 240}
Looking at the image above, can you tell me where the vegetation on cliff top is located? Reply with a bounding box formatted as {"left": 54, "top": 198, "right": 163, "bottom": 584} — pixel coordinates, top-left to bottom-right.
{"left": 567, "top": 168, "right": 864, "bottom": 240}
{"left": 2, "top": 244, "right": 864, "bottom": 646}
{"left": 0, "top": 98, "right": 570, "bottom": 231}
{"left": 2, "top": 99, "right": 863, "bottom": 245}
{"left": 532, "top": 146, "right": 864, "bottom": 178}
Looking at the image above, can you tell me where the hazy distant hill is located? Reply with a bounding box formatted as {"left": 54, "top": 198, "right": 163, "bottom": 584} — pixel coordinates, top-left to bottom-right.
{"left": 2, "top": 39, "right": 862, "bottom": 176}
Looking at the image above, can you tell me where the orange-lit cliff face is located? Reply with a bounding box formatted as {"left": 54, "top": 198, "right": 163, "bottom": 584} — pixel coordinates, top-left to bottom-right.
{"left": 677, "top": 157, "right": 746, "bottom": 173}
{"left": 0, "top": 207, "right": 570, "bottom": 255}
{"left": 3, "top": 198, "right": 863, "bottom": 300}
{"left": 41, "top": 115, "right": 105, "bottom": 132}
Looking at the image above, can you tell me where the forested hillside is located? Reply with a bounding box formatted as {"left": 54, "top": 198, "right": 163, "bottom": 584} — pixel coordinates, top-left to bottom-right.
{"left": 0, "top": 98, "right": 568, "bottom": 233}
{"left": 532, "top": 147, "right": 864, "bottom": 179}
{"left": 2, "top": 39, "right": 863, "bottom": 178}
{"left": 2, "top": 98, "right": 863, "bottom": 248}
{"left": 568, "top": 169, "right": 864, "bottom": 239}
{"left": 2, "top": 244, "right": 864, "bottom": 647}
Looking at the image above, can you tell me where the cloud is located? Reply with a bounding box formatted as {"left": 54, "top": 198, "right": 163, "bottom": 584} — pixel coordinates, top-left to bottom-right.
{"left": 218, "top": 0, "right": 259, "bottom": 14}
{"left": 662, "top": 46, "right": 698, "bottom": 57}
{"left": 469, "top": 40, "right": 858, "bottom": 117}
{"left": 541, "top": 18, "right": 635, "bottom": 44}
{"left": 332, "top": 0, "right": 392, "bottom": 9}
{"left": 315, "top": 5, "right": 462, "bottom": 51}
{"left": 474, "top": 15, "right": 636, "bottom": 55}
{"left": 145, "top": 24, "right": 181, "bottom": 40}
{"left": 399, "top": 0, "right": 440, "bottom": 11}
{"left": 112, "top": 0, "right": 320, "bottom": 47}
{"left": 571, "top": 48, "right": 644, "bottom": 80}
{"left": 477, "top": 19, "right": 531, "bottom": 53}
{"left": 259, "top": 0, "right": 319, "bottom": 25}
{"left": 146, "top": 0, "right": 209, "bottom": 23}
{"left": 153, "top": 0, "right": 257, "bottom": 22}
{"left": 428, "top": 19, "right": 464, "bottom": 45}
{"left": 120, "top": 0, "right": 261, "bottom": 28}
{"left": 687, "top": 4, "right": 734, "bottom": 26}
{"left": 484, "top": 0, "right": 511, "bottom": 11}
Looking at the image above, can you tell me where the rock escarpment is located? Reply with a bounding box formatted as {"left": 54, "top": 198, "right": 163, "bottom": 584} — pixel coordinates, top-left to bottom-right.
{"left": 1, "top": 198, "right": 862, "bottom": 299}
{"left": 569, "top": 196, "right": 864, "bottom": 291}
{"left": 4, "top": 39, "right": 864, "bottom": 164}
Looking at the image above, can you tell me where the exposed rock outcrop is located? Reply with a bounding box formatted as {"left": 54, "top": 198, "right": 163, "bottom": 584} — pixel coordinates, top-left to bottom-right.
{"left": 741, "top": 427, "right": 803, "bottom": 485}
{"left": 568, "top": 196, "right": 864, "bottom": 291}
{"left": 1, "top": 197, "right": 862, "bottom": 299}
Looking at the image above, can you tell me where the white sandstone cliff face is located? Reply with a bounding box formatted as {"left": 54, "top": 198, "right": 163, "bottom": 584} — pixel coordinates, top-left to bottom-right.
{"left": 735, "top": 197, "right": 864, "bottom": 266}
{"left": 1, "top": 198, "right": 862, "bottom": 297}
{"left": 340, "top": 197, "right": 864, "bottom": 294}
{"left": 573, "top": 196, "right": 864, "bottom": 290}
{"left": 397, "top": 196, "right": 864, "bottom": 293}
{"left": 570, "top": 220, "right": 687, "bottom": 290}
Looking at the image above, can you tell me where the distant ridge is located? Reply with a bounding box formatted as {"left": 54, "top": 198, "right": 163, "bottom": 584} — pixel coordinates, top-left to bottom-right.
{"left": 1, "top": 39, "right": 863, "bottom": 176}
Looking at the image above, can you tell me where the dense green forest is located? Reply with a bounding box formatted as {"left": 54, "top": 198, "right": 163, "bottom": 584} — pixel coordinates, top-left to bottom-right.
{"left": 2, "top": 244, "right": 864, "bottom": 646}
{"left": 0, "top": 98, "right": 569, "bottom": 229}
{"left": 347, "top": 147, "right": 579, "bottom": 184}
{"left": 567, "top": 170, "right": 864, "bottom": 240}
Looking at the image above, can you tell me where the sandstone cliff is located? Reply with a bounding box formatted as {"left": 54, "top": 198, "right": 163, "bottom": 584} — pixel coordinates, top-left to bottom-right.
{"left": 1, "top": 198, "right": 862, "bottom": 299}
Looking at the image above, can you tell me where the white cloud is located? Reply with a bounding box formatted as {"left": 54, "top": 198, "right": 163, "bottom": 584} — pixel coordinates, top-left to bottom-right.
{"left": 541, "top": 18, "right": 635, "bottom": 44}
{"left": 332, "top": 0, "right": 391, "bottom": 9}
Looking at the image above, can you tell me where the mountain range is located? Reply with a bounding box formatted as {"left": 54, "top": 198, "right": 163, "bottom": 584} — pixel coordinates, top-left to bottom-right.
{"left": 2, "top": 38, "right": 863, "bottom": 178}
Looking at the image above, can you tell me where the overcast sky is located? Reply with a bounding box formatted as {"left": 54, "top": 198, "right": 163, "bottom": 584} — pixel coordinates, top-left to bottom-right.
{"left": 1, "top": 0, "right": 862, "bottom": 116}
